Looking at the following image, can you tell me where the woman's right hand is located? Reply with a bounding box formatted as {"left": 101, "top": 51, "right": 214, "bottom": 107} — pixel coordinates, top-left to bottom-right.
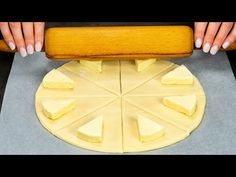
{"left": 0, "top": 22, "right": 45, "bottom": 57}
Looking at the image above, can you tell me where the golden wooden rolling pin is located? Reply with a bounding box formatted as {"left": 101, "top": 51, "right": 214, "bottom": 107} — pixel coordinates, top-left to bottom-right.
{"left": 0, "top": 26, "right": 235, "bottom": 60}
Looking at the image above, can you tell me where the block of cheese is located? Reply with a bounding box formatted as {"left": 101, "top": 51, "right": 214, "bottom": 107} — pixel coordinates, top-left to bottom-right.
{"left": 135, "top": 59, "right": 157, "bottom": 72}
{"left": 137, "top": 114, "right": 165, "bottom": 142}
{"left": 41, "top": 99, "right": 76, "bottom": 119}
{"left": 80, "top": 60, "right": 102, "bottom": 73}
{"left": 77, "top": 116, "right": 103, "bottom": 143}
{"left": 43, "top": 69, "right": 75, "bottom": 89}
{"left": 162, "top": 95, "right": 197, "bottom": 116}
{"left": 161, "top": 65, "right": 194, "bottom": 84}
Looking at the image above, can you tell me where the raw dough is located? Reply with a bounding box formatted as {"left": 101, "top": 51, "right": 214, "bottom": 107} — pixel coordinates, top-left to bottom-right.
{"left": 125, "top": 64, "right": 205, "bottom": 97}
{"left": 36, "top": 97, "right": 116, "bottom": 132}
{"left": 35, "top": 59, "right": 206, "bottom": 153}
{"left": 124, "top": 95, "right": 206, "bottom": 133}
{"left": 62, "top": 61, "right": 120, "bottom": 95}
{"left": 37, "top": 67, "right": 115, "bottom": 98}
{"left": 55, "top": 99, "right": 123, "bottom": 153}
{"left": 120, "top": 60, "right": 174, "bottom": 94}
{"left": 122, "top": 100, "right": 189, "bottom": 152}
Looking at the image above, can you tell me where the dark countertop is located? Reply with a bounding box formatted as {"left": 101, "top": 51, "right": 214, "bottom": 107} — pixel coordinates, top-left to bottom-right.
{"left": 0, "top": 52, "right": 14, "bottom": 111}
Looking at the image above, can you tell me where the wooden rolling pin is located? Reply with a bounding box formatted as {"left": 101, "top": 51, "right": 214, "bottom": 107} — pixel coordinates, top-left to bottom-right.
{"left": 0, "top": 26, "right": 236, "bottom": 60}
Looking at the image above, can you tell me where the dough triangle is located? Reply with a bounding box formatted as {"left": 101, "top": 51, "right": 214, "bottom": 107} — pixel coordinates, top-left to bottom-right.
{"left": 62, "top": 61, "right": 120, "bottom": 95}
{"left": 122, "top": 100, "right": 189, "bottom": 152}
{"left": 126, "top": 65, "right": 205, "bottom": 96}
{"left": 123, "top": 96, "right": 206, "bottom": 133}
{"left": 36, "top": 97, "right": 116, "bottom": 132}
{"left": 121, "top": 60, "right": 173, "bottom": 94}
{"left": 36, "top": 67, "right": 116, "bottom": 98}
{"left": 55, "top": 98, "right": 123, "bottom": 153}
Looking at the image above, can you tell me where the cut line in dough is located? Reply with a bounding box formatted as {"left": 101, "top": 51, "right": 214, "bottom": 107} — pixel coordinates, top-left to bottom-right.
{"left": 120, "top": 60, "right": 174, "bottom": 95}
{"left": 122, "top": 100, "right": 189, "bottom": 152}
{"left": 62, "top": 61, "right": 121, "bottom": 95}
{"left": 54, "top": 98, "right": 123, "bottom": 153}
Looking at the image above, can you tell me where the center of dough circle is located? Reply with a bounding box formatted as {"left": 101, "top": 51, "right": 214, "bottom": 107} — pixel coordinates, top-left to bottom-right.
{"left": 35, "top": 60, "right": 206, "bottom": 153}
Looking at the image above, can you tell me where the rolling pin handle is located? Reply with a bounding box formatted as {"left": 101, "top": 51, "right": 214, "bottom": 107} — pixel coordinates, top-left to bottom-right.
{"left": 0, "top": 40, "right": 16, "bottom": 53}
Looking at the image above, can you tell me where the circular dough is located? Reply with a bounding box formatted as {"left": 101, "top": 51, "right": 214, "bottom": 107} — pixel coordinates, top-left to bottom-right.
{"left": 35, "top": 60, "right": 206, "bottom": 153}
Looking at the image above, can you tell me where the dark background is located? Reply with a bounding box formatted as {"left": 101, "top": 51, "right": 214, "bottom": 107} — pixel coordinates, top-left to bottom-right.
{"left": 0, "top": 22, "right": 235, "bottom": 112}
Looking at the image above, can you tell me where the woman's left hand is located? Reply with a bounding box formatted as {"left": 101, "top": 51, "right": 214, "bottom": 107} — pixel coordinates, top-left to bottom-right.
{"left": 194, "top": 22, "right": 236, "bottom": 55}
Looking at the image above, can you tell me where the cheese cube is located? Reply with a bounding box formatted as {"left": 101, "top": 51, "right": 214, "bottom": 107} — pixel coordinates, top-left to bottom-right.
{"left": 137, "top": 114, "right": 164, "bottom": 142}
{"left": 161, "top": 65, "right": 194, "bottom": 84}
{"left": 43, "top": 69, "right": 74, "bottom": 89}
{"left": 80, "top": 60, "right": 102, "bottom": 73}
{"left": 163, "top": 95, "right": 197, "bottom": 116}
{"left": 41, "top": 99, "right": 76, "bottom": 119}
{"left": 77, "top": 116, "right": 103, "bottom": 143}
{"left": 135, "top": 59, "right": 156, "bottom": 72}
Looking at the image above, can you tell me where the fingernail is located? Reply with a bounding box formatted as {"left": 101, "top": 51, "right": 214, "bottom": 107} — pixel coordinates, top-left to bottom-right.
{"left": 210, "top": 45, "right": 219, "bottom": 55}
{"left": 195, "top": 38, "right": 202, "bottom": 48}
{"left": 35, "top": 42, "right": 42, "bottom": 52}
{"left": 20, "top": 47, "right": 27, "bottom": 58}
{"left": 27, "top": 44, "right": 34, "bottom": 54}
{"left": 222, "top": 41, "right": 230, "bottom": 49}
{"left": 203, "top": 43, "right": 211, "bottom": 53}
{"left": 8, "top": 42, "right": 15, "bottom": 50}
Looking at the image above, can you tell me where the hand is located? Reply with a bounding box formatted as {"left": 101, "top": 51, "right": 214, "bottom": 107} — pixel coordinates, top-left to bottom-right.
{"left": 0, "top": 22, "right": 45, "bottom": 57}
{"left": 194, "top": 22, "right": 236, "bottom": 55}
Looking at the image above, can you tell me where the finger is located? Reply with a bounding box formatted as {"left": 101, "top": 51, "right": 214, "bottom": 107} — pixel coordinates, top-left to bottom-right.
{"left": 0, "top": 22, "right": 16, "bottom": 50}
{"left": 34, "top": 22, "right": 45, "bottom": 52}
{"left": 194, "top": 22, "right": 208, "bottom": 48}
{"left": 22, "top": 22, "right": 34, "bottom": 54}
{"left": 9, "top": 22, "right": 27, "bottom": 57}
{"left": 203, "top": 22, "right": 221, "bottom": 53}
{"left": 210, "top": 22, "right": 234, "bottom": 55}
{"left": 222, "top": 23, "right": 236, "bottom": 49}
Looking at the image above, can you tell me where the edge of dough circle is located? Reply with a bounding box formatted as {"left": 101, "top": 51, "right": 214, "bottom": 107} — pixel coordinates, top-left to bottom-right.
{"left": 35, "top": 58, "right": 206, "bottom": 153}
